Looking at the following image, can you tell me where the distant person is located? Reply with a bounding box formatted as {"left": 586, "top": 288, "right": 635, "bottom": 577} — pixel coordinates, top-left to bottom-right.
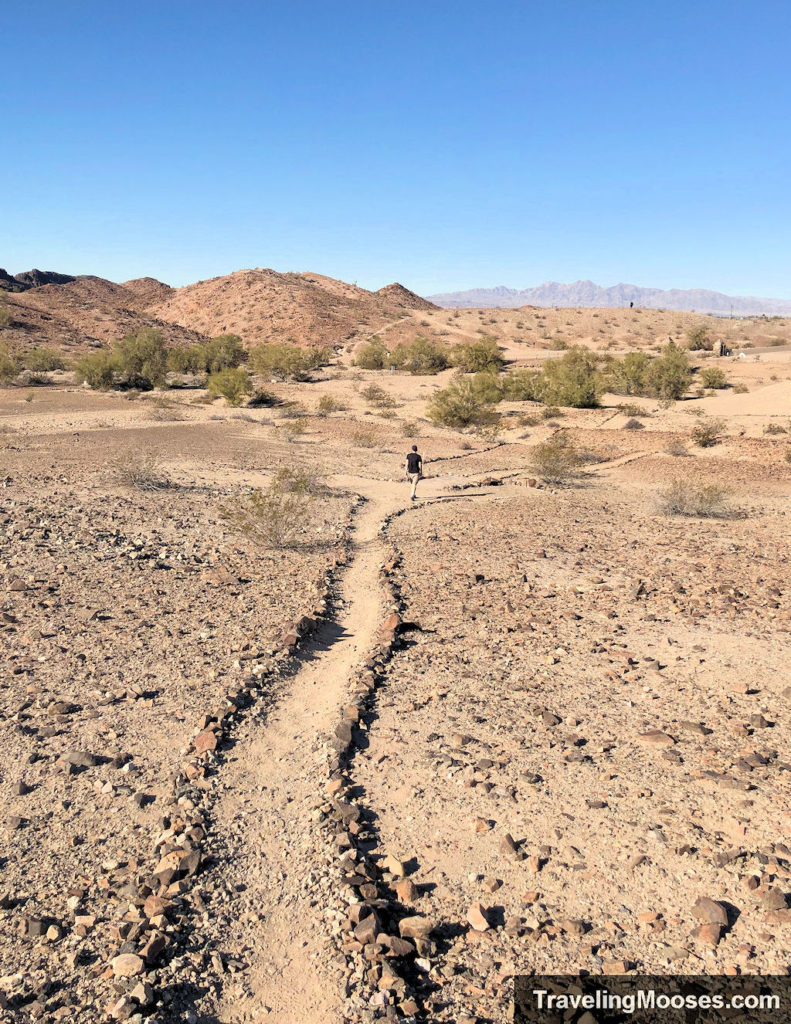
{"left": 629, "top": 301, "right": 634, "bottom": 308}
{"left": 405, "top": 445, "right": 423, "bottom": 500}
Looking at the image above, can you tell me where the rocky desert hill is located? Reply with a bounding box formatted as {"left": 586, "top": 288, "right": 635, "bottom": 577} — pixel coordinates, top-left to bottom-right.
{"left": 0, "top": 267, "right": 438, "bottom": 356}
{"left": 147, "top": 268, "right": 437, "bottom": 347}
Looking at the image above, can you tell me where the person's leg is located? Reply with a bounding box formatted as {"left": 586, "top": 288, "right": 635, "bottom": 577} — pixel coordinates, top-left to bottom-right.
{"left": 410, "top": 473, "right": 418, "bottom": 499}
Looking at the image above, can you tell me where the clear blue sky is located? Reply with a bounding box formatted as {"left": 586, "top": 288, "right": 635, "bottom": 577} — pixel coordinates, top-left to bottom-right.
{"left": 3, "top": 1, "right": 790, "bottom": 297}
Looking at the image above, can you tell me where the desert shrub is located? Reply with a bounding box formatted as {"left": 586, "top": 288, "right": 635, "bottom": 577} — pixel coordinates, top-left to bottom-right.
{"left": 469, "top": 370, "right": 503, "bottom": 404}
{"left": 691, "top": 417, "right": 725, "bottom": 447}
{"left": 606, "top": 352, "right": 652, "bottom": 395}
{"left": 0, "top": 307, "right": 12, "bottom": 330}
{"left": 272, "top": 466, "right": 325, "bottom": 495}
{"left": 0, "top": 343, "right": 20, "bottom": 383}
{"left": 201, "top": 334, "right": 245, "bottom": 372}
{"left": 250, "top": 343, "right": 327, "bottom": 380}
{"left": 617, "top": 402, "right": 647, "bottom": 417}
{"left": 168, "top": 345, "right": 205, "bottom": 374}
{"left": 624, "top": 417, "right": 645, "bottom": 430}
{"left": 114, "top": 328, "right": 168, "bottom": 388}
{"left": 501, "top": 369, "right": 542, "bottom": 401}
{"left": 733, "top": 383, "right": 749, "bottom": 394}
{"left": 548, "top": 337, "right": 568, "bottom": 350}
{"left": 645, "top": 342, "right": 691, "bottom": 400}
{"left": 451, "top": 336, "right": 504, "bottom": 373}
{"left": 541, "top": 405, "right": 564, "bottom": 419}
{"left": 665, "top": 439, "right": 691, "bottom": 457}
{"left": 247, "top": 389, "right": 277, "bottom": 407}
{"left": 354, "top": 338, "right": 389, "bottom": 370}
{"left": 401, "top": 420, "right": 419, "bottom": 436}
{"left": 785, "top": 450, "right": 791, "bottom": 463}
{"left": 658, "top": 478, "right": 731, "bottom": 517}
{"left": 317, "top": 394, "right": 345, "bottom": 414}
{"left": 361, "top": 383, "right": 397, "bottom": 408}
{"left": 221, "top": 479, "right": 314, "bottom": 549}
{"left": 764, "top": 423, "right": 787, "bottom": 435}
{"left": 699, "top": 366, "right": 729, "bottom": 389}
{"left": 687, "top": 325, "right": 713, "bottom": 351}
{"left": 351, "top": 425, "right": 381, "bottom": 447}
{"left": 280, "top": 418, "right": 308, "bottom": 442}
{"left": 529, "top": 431, "right": 586, "bottom": 484}
{"left": 24, "top": 346, "right": 65, "bottom": 372}
{"left": 206, "top": 367, "right": 252, "bottom": 406}
{"left": 170, "top": 335, "right": 245, "bottom": 374}
{"left": 390, "top": 336, "right": 449, "bottom": 374}
{"left": 540, "top": 346, "right": 601, "bottom": 407}
{"left": 75, "top": 350, "right": 117, "bottom": 389}
{"left": 113, "top": 453, "right": 169, "bottom": 490}
{"left": 426, "top": 375, "right": 500, "bottom": 429}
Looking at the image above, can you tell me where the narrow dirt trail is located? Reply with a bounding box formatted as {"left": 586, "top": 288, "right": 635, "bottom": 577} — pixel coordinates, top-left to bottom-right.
{"left": 210, "top": 484, "right": 404, "bottom": 1024}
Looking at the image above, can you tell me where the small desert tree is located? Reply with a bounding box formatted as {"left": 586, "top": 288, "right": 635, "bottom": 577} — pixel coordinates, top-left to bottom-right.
{"left": 427, "top": 375, "right": 500, "bottom": 429}
{"left": 540, "top": 346, "right": 601, "bottom": 408}
{"left": 0, "top": 343, "right": 19, "bottom": 383}
{"left": 115, "top": 328, "right": 168, "bottom": 388}
{"left": 354, "top": 338, "right": 389, "bottom": 369}
{"left": 24, "top": 346, "right": 65, "bottom": 372}
{"left": 74, "top": 350, "right": 117, "bottom": 389}
{"left": 390, "top": 337, "right": 449, "bottom": 374}
{"left": 645, "top": 341, "right": 691, "bottom": 400}
{"left": 207, "top": 367, "right": 253, "bottom": 406}
{"left": 451, "top": 336, "right": 504, "bottom": 373}
{"left": 686, "top": 324, "right": 712, "bottom": 351}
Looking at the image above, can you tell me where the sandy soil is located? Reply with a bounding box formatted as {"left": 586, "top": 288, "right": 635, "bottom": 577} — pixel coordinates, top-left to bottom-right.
{"left": 1, "top": 335, "right": 790, "bottom": 1024}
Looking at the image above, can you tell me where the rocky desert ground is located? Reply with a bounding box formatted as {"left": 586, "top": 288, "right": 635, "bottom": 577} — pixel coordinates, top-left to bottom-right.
{"left": 1, "top": 281, "right": 791, "bottom": 1024}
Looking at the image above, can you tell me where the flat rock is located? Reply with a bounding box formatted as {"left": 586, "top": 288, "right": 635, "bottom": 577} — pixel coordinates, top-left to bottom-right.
{"left": 111, "top": 953, "right": 144, "bottom": 978}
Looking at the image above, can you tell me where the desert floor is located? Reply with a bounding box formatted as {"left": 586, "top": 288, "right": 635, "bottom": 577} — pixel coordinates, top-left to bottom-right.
{"left": 1, "top": 335, "right": 791, "bottom": 1024}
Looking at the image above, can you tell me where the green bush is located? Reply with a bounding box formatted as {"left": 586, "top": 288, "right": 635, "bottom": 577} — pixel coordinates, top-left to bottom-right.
{"left": 699, "top": 366, "right": 729, "bottom": 389}
{"left": 501, "top": 369, "right": 543, "bottom": 401}
{"left": 115, "top": 328, "right": 168, "bottom": 387}
{"left": 426, "top": 375, "right": 500, "bottom": 429}
{"left": 0, "top": 308, "right": 12, "bottom": 330}
{"left": 540, "top": 346, "right": 602, "bottom": 408}
{"left": 354, "top": 338, "right": 389, "bottom": 370}
{"left": 207, "top": 367, "right": 252, "bottom": 406}
{"left": 24, "top": 346, "right": 65, "bottom": 372}
{"left": 75, "top": 350, "right": 117, "bottom": 389}
{"left": 645, "top": 342, "right": 690, "bottom": 400}
{"left": 202, "top": 334, "right": 245, "bottom": 372}
{"left": 451, "top": 336, "right": 504, "bottom": 373}
{"left": 169, "top": 334, "right": 246, "bottom": 375}
{"left": 686, "top": 325, "right": 712, "bottom": 351}
{"left": 390, "top": 336, "right": 449, "bottom": 375}
{"left": 250, "top": 342, "right": 327, "bottom": 380}
{"left": 167, "top": 345, "right": 205, "bottom": 374}
{"left": 606, "top": 352, "right": 651, "bottom": 396}
{"left": 0, "top": 343, "right": 20, "bottom": 382}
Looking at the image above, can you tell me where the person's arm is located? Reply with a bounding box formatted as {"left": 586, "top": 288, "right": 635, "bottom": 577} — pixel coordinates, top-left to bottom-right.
{"left": 418, "top": 455, "right": 423, "bottom": 476}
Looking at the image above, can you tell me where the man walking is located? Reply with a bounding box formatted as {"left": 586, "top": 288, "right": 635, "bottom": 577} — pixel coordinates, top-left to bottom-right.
{"left": 405, "top": 445, "right": 422, "bottom": 500}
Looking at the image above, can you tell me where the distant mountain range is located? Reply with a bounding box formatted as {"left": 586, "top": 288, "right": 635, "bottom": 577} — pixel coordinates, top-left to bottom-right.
{"left": 427, "top": 280, "right": 791, "bottom": 315}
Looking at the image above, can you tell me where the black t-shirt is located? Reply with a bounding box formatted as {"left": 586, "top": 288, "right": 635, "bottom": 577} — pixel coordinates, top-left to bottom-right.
{"left": 406, "top": 452, "right": 421, "bottom": 473}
